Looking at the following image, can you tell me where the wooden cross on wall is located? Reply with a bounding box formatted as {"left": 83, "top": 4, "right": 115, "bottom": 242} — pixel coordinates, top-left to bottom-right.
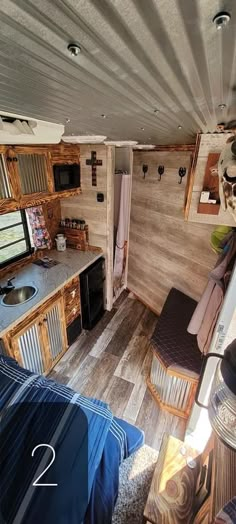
{"left": 86, "top": 151, "right": 103, "bottom": 186}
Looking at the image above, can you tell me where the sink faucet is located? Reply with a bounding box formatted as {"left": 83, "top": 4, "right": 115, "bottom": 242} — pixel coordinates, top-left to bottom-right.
{"left": 0, "top": 277, "right": 15, "bottom": 295}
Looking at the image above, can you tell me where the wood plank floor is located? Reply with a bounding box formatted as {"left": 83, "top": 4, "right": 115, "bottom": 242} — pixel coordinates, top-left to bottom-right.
{"left": 50, "top": 291, "right": 186, "bottom": 450}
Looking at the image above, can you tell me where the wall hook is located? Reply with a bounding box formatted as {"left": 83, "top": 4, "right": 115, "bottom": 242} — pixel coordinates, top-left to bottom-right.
{"left": 142, "top": 164, "right": 148, "bottom": 179}
{"left": 158, "top": 165, "right": 164, "bottom": 181}
{"left": 178, "top": 167, "right": 186, "bottom": 184}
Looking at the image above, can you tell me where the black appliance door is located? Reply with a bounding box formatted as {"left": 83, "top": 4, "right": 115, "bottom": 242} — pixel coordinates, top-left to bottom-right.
{"left": 53, "top": 164, "right": 80, "bottom": 191}
{"left": 80, "top": 258, "right": 104, "bottom": 330}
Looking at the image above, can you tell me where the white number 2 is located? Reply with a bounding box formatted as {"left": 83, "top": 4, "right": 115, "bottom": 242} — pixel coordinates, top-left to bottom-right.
{"left": 32, "top": 444, "right": 58, "bottom": 487}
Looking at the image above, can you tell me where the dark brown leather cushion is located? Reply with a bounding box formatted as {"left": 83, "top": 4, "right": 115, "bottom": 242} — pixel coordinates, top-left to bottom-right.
{"left": 151, "top": 288, "right": 202, "bottom": 376}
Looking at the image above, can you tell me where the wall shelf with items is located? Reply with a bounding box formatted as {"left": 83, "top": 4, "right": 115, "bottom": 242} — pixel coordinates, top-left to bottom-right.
{"left": 197, "top": 152, "right": 220, "bottom": 216}
{"left": 185, "top": 133, "right": 236, "bottom": 226}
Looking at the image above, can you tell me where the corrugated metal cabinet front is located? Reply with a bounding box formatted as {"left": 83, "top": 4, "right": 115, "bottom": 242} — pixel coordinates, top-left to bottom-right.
{"left": 7, "top": 295, "right": 67, "bottom": 375}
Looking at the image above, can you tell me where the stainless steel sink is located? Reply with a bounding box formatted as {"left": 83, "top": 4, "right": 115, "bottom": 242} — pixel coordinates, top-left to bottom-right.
{"left": 1, "top": 285, "right": 38, "bottom": 306}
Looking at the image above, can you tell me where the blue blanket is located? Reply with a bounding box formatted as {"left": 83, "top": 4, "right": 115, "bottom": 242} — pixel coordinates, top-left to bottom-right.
{"left": 0, "top": 356, "right": 144, "bottom": 524}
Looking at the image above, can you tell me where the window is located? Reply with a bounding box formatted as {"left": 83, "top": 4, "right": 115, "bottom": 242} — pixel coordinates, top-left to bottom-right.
{"left": 0, "top": 210, "right": 33, "bottom": 268}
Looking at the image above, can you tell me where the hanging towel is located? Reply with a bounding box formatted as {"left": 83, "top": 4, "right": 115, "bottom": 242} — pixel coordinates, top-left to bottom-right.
{"left": 113, "top": 175, "right": 131, "bottom": 296}
{"left": 187, "top": 230, "right": 236, "bottom": 353}
{"left": 26, "top": 206, "right": 52, "bottom": 250}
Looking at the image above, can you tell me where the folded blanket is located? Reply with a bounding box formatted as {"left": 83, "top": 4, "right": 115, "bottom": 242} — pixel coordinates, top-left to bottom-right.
{"left": 0, "top": 355, "right": 144, "bottom": 524}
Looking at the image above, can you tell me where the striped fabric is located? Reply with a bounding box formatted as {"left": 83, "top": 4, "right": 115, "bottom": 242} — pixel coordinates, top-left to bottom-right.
{"left": 0, "top": 355, "right": 132, "bottom": 524}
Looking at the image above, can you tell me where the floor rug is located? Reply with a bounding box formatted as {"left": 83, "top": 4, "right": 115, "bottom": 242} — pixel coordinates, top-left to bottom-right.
{"left": 112, "top": 444, "right": 159, "bottom": 524}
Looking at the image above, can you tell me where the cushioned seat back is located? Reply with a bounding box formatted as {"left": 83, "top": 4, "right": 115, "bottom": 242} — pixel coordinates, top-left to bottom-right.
{"left": 151, "top": 287, "right": 202, "bottom": 377}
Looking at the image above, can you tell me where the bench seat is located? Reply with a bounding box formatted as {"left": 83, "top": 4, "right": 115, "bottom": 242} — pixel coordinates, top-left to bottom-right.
{"left": 147, "top": 288, "right": 202, "bottom": 419}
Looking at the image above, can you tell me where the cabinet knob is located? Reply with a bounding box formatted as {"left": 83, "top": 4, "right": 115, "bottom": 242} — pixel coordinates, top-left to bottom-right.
{"left": 43, "top": 318, "right": 48, "bottom": 323}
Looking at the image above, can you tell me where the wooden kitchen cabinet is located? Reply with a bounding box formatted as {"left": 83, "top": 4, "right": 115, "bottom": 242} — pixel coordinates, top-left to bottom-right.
{"left": 0, "top": 146, "right": 20, "bottom": 212}
{"left": 3, "top": 294, "right": 68, "bottom": 375}
{"left": 63, "top": 276, "right": 81, "bottom": 327}
{"left": 0, "top": 143, "right": 81, "bottom": 214}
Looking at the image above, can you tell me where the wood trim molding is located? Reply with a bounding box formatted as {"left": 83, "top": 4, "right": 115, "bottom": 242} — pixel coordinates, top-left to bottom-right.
{"left": 134, "top": 144, "right": 196, "bottom": 152}
{"left": 184, "top": 133, "right": 201, "bottom": 220}
{"left": 106, "top": 145, "right": 115, "bottom": 311}
{"left": 146, "top": 376, "right": 190, "bottom": 419}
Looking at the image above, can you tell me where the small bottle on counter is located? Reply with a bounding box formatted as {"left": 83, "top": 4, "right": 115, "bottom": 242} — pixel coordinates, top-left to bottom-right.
{"left": 80, "top": 220, "right": 86, "bottom": 230}
{"left": 65, "top": 218, "right": 70, "bottom": 228}
{"left": 76, "top": 220, "right": 81, "bottom": 230}
{"left": 72, "top": 218, "right": 77, "bottom": 229}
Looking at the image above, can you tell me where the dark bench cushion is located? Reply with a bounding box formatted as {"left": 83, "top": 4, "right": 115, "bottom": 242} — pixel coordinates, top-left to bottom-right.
{"left": 151, "top": 288, "right": 202, "bottom": 378}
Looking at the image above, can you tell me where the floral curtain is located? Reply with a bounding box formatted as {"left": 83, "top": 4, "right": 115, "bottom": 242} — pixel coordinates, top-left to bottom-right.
{"left": 26, "top": 206, "right": 52, "bottom": 250}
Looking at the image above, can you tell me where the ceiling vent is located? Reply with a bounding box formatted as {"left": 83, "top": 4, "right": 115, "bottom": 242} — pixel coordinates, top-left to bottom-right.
{"left": 0, "top": 111, "right": 64, "bottom": 144}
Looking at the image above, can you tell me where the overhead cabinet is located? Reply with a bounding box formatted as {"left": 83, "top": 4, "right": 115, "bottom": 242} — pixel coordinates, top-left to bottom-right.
{"left": 0, "top": 143, "right": 81, "bottom": 214}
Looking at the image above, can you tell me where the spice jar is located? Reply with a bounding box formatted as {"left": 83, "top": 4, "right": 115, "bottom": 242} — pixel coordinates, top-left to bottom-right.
{"left": 80, "top": 220, "right": 86, "bottom": 231}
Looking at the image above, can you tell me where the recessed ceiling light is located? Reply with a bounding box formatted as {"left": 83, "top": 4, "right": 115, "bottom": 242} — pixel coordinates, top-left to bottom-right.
{"left": 140, "top": 127, "right": 145, "bottom": 131}
{"left": 67, "top": 43, "right": 81, "bottom": 56}
{"left": 101, "top": 114, "right": 107, "bottom": 119}
{"left": 178, "top": 125, "right": 182, "bottom": 129}
{"left": 66, "top": 118, "right": 71, "bottom": 123}
{"left": 218, "top": 103, "right": 227, "bottom": 109}
{"left": 213, "top": 12, "right": 231, "bottom": 29}
{"left": 154, "top": 109, "right": 159, "bottom": 114}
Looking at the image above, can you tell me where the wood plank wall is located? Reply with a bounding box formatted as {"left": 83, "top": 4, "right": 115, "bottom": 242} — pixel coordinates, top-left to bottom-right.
{"left": 128, "top": 150, "right": 217, "bottom": 314}
{"left": 61, "top": 145, "right": 108, "bottom": 253}
{"left": 187, "top": 133, "right": 235, "bottom": 226}
{"left": 60, "top": 144, "right": 115, "bottom": 309}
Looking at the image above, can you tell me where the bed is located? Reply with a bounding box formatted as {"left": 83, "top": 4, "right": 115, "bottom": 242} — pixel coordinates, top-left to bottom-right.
{"left": 0, "top": 355, "right": 144, "bottom": 524}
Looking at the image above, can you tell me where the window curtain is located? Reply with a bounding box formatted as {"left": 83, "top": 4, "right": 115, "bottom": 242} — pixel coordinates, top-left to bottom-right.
{"left": 113, "top": 175, "right": 131, "bottom": 297}
{"left": 26, "top": 206, "right": 52, "bottom": 250}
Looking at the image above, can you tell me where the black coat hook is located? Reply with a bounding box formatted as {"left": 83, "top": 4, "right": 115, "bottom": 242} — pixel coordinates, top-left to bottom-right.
{"left": 158, "top": 165, "right": 164, "bottom": 181}
{"left": 142, "top": 164, "right": 148, "bottom": 179}
{"left": 178, "top": 167, "right": 186, "bottom": 184}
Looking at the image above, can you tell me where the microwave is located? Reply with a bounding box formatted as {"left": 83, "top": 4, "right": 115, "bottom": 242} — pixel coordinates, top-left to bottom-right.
{"left": 53, "top": 164, "right": 80, "bottom": 192}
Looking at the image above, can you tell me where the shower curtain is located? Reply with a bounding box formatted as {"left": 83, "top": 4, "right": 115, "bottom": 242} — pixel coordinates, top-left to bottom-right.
{"left": 113, "top": 174, "right": 131, "bottom": 298}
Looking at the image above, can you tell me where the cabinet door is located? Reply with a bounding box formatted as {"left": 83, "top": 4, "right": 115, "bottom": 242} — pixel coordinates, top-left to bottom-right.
{"left": 11, "top": 317, "right": 46, "bottom": 374}
{"left": 7, "top": 296, "right": 67, "bottom": 375}
{"left": 12, "top": 146, "right": 54, "bottom": 199}
{"left": 42, "top": 296, "right": 68, "bottom": 369}
{"left": 0, "top": 147, "right": 21, "bottom": 213}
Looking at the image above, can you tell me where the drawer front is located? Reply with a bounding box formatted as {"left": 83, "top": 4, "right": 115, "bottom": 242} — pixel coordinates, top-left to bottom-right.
{"left": 64, "top": 277, "right": 81, "bottom": 326}
{"left": 66, "top": 306, "right": 80, "bottom": 327}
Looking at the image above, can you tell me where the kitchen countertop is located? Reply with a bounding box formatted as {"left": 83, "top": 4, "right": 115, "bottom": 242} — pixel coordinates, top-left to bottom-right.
{"left": 0, "top": 249, "right": 103, "bottom": 337}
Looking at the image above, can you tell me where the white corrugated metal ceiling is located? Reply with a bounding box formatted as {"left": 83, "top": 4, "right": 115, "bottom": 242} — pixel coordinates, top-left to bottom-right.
{"left": 0, "top": 0, "right": 235, "bottom": 144}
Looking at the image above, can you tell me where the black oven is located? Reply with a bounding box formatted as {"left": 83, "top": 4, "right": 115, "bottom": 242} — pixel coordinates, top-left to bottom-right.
{"left": 53, "top": 163, "right": 80, "bottom": 192}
